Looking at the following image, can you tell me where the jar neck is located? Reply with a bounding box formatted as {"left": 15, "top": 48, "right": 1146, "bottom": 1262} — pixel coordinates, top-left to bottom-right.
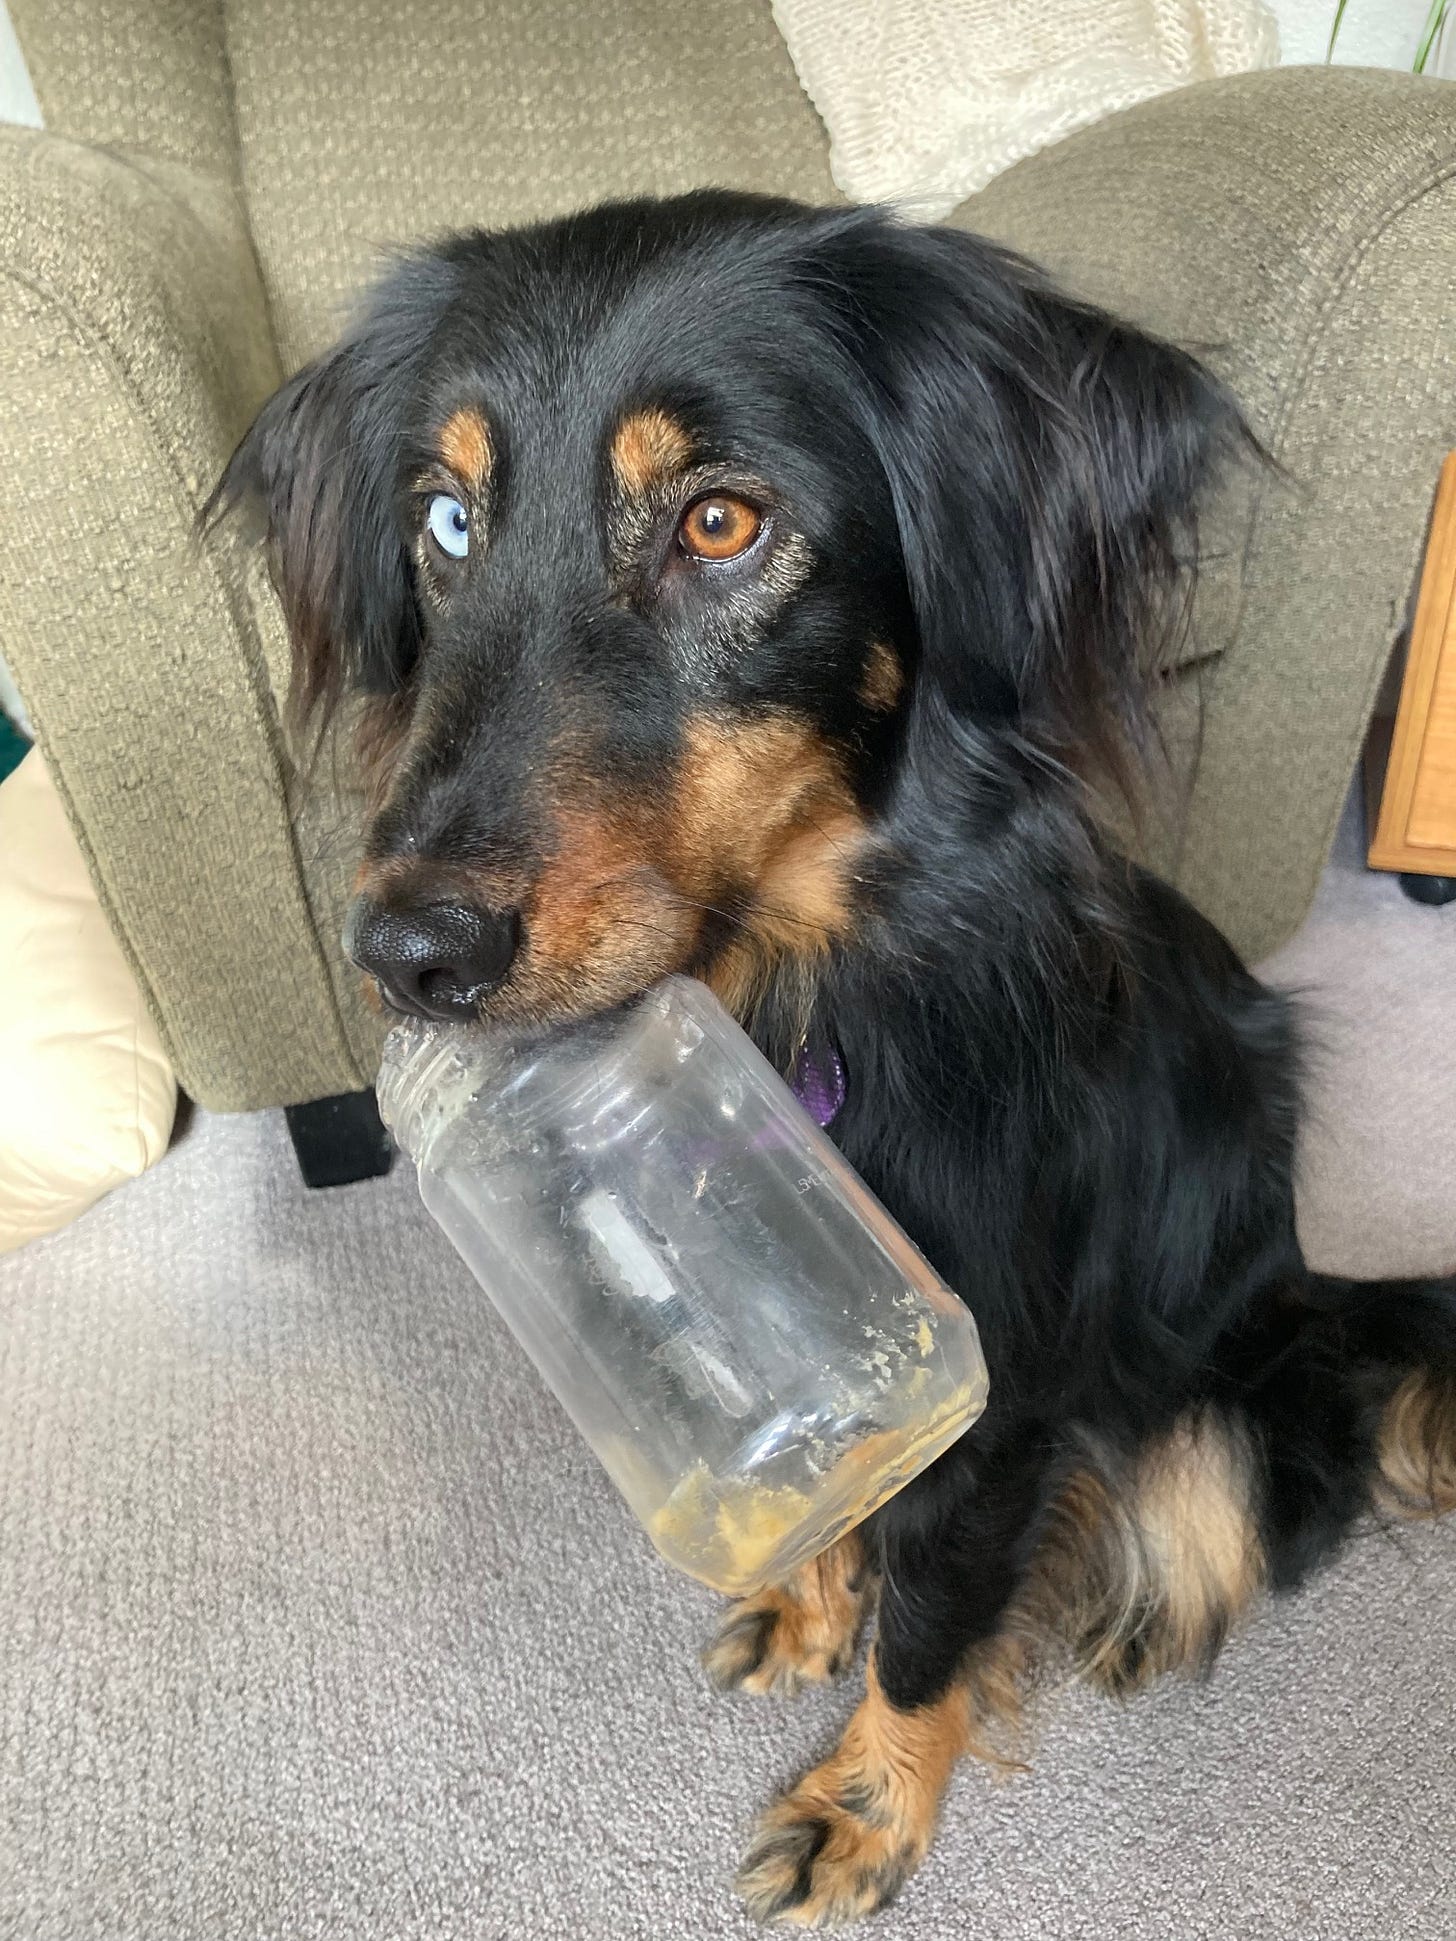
{"left": 375, "top": 1019, "right": 493, "bottom": 1169}
{"left": 375, "top": 1004, "right": 648, "bottom": 1169}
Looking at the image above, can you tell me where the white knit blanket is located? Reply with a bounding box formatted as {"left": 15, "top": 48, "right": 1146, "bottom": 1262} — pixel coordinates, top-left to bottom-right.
{"left": 772, "top": 0, "right": 1280, "bottom": 219}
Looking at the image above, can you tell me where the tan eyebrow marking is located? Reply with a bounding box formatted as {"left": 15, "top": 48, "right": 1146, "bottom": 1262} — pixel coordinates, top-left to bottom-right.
{"left": 438, "top": 406, "right": 493, "bottom": 490}
{"left": 610, "top": 406, "right": 694, "bottom": 496}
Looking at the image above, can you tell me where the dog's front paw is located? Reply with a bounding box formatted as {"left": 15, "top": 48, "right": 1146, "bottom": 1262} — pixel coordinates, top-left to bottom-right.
{"left": 703, "top": 1593, "right": 854, "bottom": 1698}
{"left": 735, "top": 1662, "right": 965, "bottom": 1926}
{"left": 702, "top": 1537, "right": 869, "bottom": 1698}
{"left": 735, "top": 1770, "right": 922, "bottom": 1928}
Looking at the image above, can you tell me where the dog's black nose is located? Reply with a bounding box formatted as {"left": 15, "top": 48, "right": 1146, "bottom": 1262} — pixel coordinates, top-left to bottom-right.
{"left": 344, "top": 897, "right": 520, "bottom": 1021}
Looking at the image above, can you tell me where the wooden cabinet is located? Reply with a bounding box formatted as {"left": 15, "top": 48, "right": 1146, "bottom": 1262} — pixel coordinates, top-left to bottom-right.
{"left": 1368, "top": 453, "right": 1456, "bottom": 890}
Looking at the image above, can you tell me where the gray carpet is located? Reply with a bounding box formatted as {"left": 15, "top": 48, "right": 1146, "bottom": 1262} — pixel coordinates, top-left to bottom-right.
{"left": 3, "top": 798, "right": 1454, "bottom": 1941}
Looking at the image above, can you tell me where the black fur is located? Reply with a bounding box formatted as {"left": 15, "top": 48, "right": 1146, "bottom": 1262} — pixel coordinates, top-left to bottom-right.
{"left": 213, "top": 190, "right": 1456, "bottom": 1883}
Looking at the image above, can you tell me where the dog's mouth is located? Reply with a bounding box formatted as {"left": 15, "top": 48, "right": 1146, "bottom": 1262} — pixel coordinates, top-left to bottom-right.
{"left": 346, "top": 862, "right": 700, "bottom": 1034}
{"left": 352, "top": 710, "right": 874, "bottom": 1030}
{"left": 483, "top": 863, "right": 707, "bottom": 1032}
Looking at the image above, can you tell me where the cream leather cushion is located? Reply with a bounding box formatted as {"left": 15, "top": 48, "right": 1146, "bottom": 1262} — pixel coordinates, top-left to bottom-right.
{"left": 0, "top": 749, "right": 176, "bottom": 1252}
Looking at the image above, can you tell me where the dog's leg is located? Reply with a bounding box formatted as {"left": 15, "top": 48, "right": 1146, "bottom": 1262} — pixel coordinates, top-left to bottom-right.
{"left": 737, "top": 1444, "right": 1055, "bottom": 1926}
{"left": 735, "top": 1652, "right": 970, "bottom": 1927}
{"left": 702, "top": 1530, "right": 872, "bottom": 1698}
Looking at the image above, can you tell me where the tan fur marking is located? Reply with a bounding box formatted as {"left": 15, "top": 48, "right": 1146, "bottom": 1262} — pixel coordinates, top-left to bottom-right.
{"left": 1375, "top": 1371, "right": 1456, "bottom": 1519}
{"left": 983, "top": 1463, "right": 1135, "bottom": 1724}
{"left": 950, "top": 1417, "right": 1265, "bottom": 1751}
{"left": 610, "top": 406, "right": 693, "bottom": 496}
{"left": 705, "top": 811, "right": 867, "bottom": 1019}
{"left": 1132, "top": 1412, "right": 1264, "bottom": 1667}
{"left": 737, "top": 1658, "right": 969, "bottom": 1926}
{"left": 508, "top": 716, "right": 865, "bottom": 1025}
{"left": 674, "top": 714, "right": 868, "bottom": 1015}
{"left": 703, "top": 1532, "right": 870, "bottom": 1698}
{"left": 858, "top": 640, "right": 905, "bottom": 713}
{"left": 438, "top": 406, "right": 493, "bottom": 490}
{"left": 514, "top": 799, "right": 696, "bottom": 1024}
{"left": 527, "top": 805, "right": 665, "bottom": 964}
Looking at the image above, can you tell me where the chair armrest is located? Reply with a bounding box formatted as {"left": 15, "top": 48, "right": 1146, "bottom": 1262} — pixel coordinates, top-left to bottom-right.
{"left": 963, "top": 67, "right": 1456, "bottom": 960}
{"left": 0, "top": 129, "right": 369, "bottom": 1109}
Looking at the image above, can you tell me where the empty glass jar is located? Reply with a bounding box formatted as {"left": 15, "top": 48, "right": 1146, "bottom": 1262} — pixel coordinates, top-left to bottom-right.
{"left": 376, "top": 976, "right": 988, "bottom": 1597}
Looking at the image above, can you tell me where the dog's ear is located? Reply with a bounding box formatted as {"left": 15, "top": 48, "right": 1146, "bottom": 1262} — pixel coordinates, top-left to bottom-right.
{"left": 208, "top": 255, "right": 460, "bottom": 736}
{"left": 210, "top": 348, "right": 415, "bottom": 731}
{"left": 813, "top": 216, "right": 1249, "bottom": 792}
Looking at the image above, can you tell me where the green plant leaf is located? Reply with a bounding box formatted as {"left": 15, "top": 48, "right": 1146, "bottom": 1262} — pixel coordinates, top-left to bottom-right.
{"left": 1326, "top": 0, "right": 1350, "bottom": 62}
{"left": 1414, "top": 0, "right": 1450, "bottom": 72}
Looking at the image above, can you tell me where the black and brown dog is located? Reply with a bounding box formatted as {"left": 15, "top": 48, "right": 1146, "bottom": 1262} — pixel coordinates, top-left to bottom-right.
{"left": 215, "top": 193, "right": 1456, "bottom": 1928}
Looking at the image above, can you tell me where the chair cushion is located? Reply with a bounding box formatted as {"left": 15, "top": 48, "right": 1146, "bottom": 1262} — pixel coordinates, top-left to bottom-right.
{"left": 0, "top": 751, "right": 176, "bottom": 1253}
{"left": 226, "top": 0, "right": 838, "bottom": 370}
{"left": 8, "top": 0, "right": 237, "bottom": 177}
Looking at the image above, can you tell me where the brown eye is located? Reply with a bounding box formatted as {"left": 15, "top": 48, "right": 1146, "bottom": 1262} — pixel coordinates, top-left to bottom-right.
{"left": 677, "top": 494, "right": 762, "bottom": 562}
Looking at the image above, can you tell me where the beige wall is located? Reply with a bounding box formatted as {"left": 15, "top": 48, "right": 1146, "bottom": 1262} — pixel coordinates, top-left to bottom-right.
{"left": 0, "top": 1, "right": 40, "bottom": 128}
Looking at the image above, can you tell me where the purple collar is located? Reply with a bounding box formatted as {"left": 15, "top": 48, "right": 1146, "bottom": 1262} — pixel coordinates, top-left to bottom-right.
{"left": 789, "top": 1038, "right": 847, "bottom": 1128}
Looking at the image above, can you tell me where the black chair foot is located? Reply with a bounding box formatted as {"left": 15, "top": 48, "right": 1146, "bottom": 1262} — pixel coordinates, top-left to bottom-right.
{"left": 285, "top": 1089, "right": 394, "bottom": 1189}
{"left": 1399, "top": 872, "right": 1456, "bottom": 907}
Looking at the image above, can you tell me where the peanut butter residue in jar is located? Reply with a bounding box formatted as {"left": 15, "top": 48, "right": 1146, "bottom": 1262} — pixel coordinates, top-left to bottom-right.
{"left": 645, "top": 1380, "right": 981, "bottom": 1597}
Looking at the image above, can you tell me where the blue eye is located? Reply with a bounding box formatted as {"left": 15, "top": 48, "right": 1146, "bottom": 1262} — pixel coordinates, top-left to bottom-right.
{"left": 427, "top": 493, "right": 469, "bottom": 559}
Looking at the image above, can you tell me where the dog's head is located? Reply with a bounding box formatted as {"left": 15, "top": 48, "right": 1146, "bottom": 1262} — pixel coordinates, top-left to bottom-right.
{"left": 217, "top": 193, "right": 1241, "bottom": 1028}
